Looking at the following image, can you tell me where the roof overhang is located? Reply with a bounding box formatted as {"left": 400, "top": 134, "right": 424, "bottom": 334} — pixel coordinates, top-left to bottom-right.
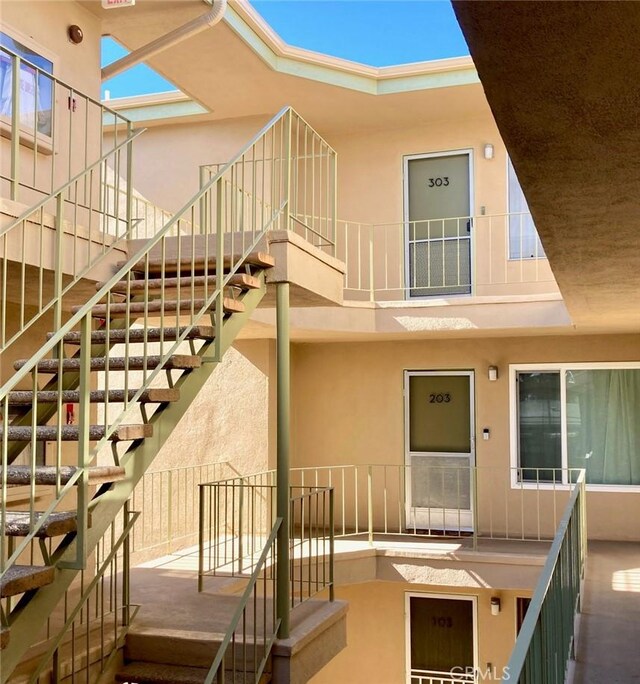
{"left": 452, "top": 1, "right": 640, "bottom": 333}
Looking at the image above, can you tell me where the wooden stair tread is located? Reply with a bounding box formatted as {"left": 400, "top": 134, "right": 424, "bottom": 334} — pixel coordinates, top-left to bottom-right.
{"left": 74, "top": 298, "right": 244, "bottom": 318}
{"left": 50, "top": 326, "right": 216, "bottom": 345}
{"left": 106, "top": 274, "right": 261, "bottom": 294}
{"left": 2, "top": 465, "right": 125, "bottom": 486}
{"left": 6, "top": 388, "right": 180, "bottom": 406}
{"left": 0, "top": 424, "right": 153, "bottom": 442}
{"left": 121, "top": 251, "right": 275, "bottom": 275}
{"left": 4, "top": 511, "right": 79, "bottom": 538}
{"left": 14, "top": 355, "right": 201, "bottom": 373}
{"left": 0, "top": 565, "right": 55, "bottom": 598}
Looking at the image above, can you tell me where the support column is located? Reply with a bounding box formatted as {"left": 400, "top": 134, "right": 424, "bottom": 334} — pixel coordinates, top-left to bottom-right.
{"left": 276, "top": 281, "right": 290, "bottom": 639}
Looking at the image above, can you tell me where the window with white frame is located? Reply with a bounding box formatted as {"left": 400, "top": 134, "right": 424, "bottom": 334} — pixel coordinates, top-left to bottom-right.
{"left": 0, "top": 30, "right": 53, "bottom": 137}
{"left": 508, "top": 158, "right": 545, "bottom": 259}
{"left": 512, "top": 364, "right": 640, "bottom": 487}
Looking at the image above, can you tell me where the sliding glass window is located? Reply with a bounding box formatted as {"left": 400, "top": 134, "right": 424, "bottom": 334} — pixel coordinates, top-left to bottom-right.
{"left": 514, "top": 366, "right": 640, "bottom": 487}
{"left": 508, "top": 158, "right": 545, "bottom": 259}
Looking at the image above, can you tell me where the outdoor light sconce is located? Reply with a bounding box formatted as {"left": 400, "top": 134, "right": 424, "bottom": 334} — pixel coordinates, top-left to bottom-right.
{"left": 68, "top": 25, "right": 84, "bottom": 44}
{"left": 488, "top": 366, "right": 499, "bottom": 382}
{"left": 491, "top": 596, "right": 501, "bottom": 616}
{"left": 483, "top": 143, "right": 495, "bottom": 160}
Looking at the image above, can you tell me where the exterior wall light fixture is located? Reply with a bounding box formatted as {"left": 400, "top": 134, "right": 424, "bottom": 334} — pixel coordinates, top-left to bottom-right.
{"left": 483, "top": 143, "right": 495, "bottom": 160}
{"left": 488, "top": 366, "right": 499, "bottom": 382}
{"left": 491, "top": 596, "right": 501, "bottom": 616}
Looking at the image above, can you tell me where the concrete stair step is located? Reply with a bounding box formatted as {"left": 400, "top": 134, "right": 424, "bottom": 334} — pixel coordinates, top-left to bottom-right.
{"left": 6, "top": 388, "right": 180, "bottom": 406}
{"left": 0, "top": 424, "right": 152, "bottom": 442}
{"left": 14, "top": 355, "right": 201, "bottom": 373}
{"left": 116, "top": 662, "right": 271, "bottom": 684}
{"left": 125, "top": 629, "right": 266, "bottom": 670}
{"left": 0, "top": 565, "right": 55, "bottom": 598}
{"left": 106, "top": 274, "right": 261, "bottom": 295}
{"left": 3, "top": 511, "right": 80, "bottom": 538}
{"left": 2, "top": 464, "right": 125, "bottom": 486}
{"left": 50, "top": 326, "right": 216, "bottom": 345}
{"left": 120, "top": 251, "right": 275, "bottom": 276}
{"left": 78, "top": 298, "right": 244, "bottom": 319}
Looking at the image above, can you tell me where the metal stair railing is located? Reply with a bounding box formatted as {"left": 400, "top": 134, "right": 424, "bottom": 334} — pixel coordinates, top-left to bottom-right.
{"left": 25, "top": 505, "right": 139, "bottom": 684}
{"left": 0, "top": 125, "right": 143, "bottom": 352}
{"left": 0, "top": 107, "right": 336, "bottom": 669}
{"left": 1, "top": 45, "right": 132, "bottom": 203}
{"left": 204, "top": 518, "right": 282, "bottom": 684}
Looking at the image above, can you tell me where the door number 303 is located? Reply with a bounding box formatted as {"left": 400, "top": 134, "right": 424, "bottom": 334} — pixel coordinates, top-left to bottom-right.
{"left": 429, "top": 393, "right": 451, "bottom": 403}
{"left": 428, "top": 177, "right": 449, "bottom": 187}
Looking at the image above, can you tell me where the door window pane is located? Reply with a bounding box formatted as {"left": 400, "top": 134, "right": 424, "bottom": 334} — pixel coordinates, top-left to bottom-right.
{"left": 517, "top": 372, "right": 562, "bottom": 481}
{"left": 566, "top": 369, "right": 640, "bottom": 485}
{"left": 508, "top": 158, "right": 544, "bottom": 259}
{"left": 409, "top": 375, "right": 470, "bottom": 453}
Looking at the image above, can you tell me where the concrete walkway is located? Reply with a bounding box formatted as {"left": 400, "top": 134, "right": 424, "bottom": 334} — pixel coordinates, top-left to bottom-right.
{"left": 573, "top": 541, "right": 640, "bottom": 683}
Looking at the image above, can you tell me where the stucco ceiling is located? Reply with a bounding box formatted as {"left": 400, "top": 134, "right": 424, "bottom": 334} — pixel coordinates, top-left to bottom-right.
{"left": 452, "top": 1, "right": 640, "bottom": 333}
{"left": 85, "top": 0, "right": 486, "bottom": 136}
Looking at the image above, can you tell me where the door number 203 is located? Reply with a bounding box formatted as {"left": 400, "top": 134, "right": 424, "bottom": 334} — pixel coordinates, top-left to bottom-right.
{"left": 429, "top": 393, "right": 451, "bottom": 403}
{"left": 428, "top": 177, "right": 450, "bottom": 187}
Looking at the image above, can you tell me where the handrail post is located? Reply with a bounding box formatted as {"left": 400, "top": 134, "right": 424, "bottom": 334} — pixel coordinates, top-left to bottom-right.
{"left": 284, "top": 108, "right": 293, "bottom": 232}
{"left": 53, "top": 194, "right": 64, "bottom": 331}
{"left": 368, "top": 231, "right": 375, "bottom": 303}
{"left": 10, "top": 54, "right": 20, "bottom": 201}
{"left": 276, "top": 281, "right": 291, "bottom": 639}
{"left": 329, "top": 489, "right": 335, "bottom": 602}
{"left": 125, "top": 121, "right": 134, "bottom": 239}
{"left": 123, "top": 500, "right": 131, "bottom": 627}
{"left": 214, "top": 177, "right": 223, "bottom": 361}
{"left": 367, "top": 465, "right": 373, "bottom": 546}
{"left": 471, "top": 466, "right": 478, "bottom": 551}
{"left": 198, "top": 484, "right": 205, "bottom": 593}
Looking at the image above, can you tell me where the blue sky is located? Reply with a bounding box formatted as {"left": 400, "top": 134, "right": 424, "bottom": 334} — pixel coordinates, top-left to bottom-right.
{"left": 101, "top": 1, "right": 468, "bottom": 99}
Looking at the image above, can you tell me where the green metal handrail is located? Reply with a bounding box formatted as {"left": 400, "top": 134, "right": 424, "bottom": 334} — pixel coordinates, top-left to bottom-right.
{"left": 204, "top": 518, "right": 283, "bottom": 684}
{"left": 1, "top": 44, "right": 132, "bottom": 203}
{"left": 1, "top": 126, "right": 144, "bottom": 352}
{"left": 504, "top": 469, "right": 586, "bottom": 682}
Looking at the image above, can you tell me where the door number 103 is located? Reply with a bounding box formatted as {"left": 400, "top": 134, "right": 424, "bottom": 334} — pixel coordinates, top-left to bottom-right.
{"left": 429, "top": 393, "right": 451, "bottom": 403}
{"left": 428, "top": 177, "right": 449, "bottom": 187}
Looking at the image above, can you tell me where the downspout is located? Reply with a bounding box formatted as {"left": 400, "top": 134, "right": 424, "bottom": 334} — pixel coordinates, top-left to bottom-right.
{"left": 101, "top": 0, "right": 227, "bottom": 81}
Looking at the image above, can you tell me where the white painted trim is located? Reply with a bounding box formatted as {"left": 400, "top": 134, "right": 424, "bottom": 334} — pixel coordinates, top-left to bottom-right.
{"left": 402, "top": 150, "right": 475, "bottom": 298}
{"left": 0, "top": 22, "right": 57, "bottom": 73}
{"left": 509, "top": 362, "right": 640, "bottom": 491}
{"left": 404, "top": 370, "right": 476, "bottom": 528}
{"left": 404, "top": 591, "right": 478, "bottom": 684}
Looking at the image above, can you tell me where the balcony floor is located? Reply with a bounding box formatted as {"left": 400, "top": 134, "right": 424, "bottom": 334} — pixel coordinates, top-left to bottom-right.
{"left": 573, "top": 541, "right": 640, "bottom": 684}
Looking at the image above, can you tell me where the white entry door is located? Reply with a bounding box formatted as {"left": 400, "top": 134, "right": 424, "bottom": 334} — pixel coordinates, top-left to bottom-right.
{"left": 404, "top": 152, "right": 473, "bottom": 297}
{"left": 405, "top": 371, "right": 475, "bottom": 532}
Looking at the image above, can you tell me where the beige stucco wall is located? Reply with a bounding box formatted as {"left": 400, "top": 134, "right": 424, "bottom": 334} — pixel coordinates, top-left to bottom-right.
{"left": 1, "top": 2, "right": 104, "bottom": 200}
{"left": 121, "top": 101, "right": 556, "bottom": 302}
{"left": 127, "top": 115, "right": 271, "bottom": 215}
{"left": 291, "top": 333, "right": 640, "bottom": 541}
{"left": 310, "top": 581, "right": 525, "bottom": 684}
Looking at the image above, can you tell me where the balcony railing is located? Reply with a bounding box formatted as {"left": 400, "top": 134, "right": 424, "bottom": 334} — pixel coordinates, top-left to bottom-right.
{"left": 288, "top": 465, "right": 583, "bottom": 547}
{"left": 198, "top": 478, "right": 335, "bottom": 608}
{"left": 504, "top": 470, "right": 586, "bottom": 682}
{"left": 335, "top": 213, "right": 558, "bottom": 302}
{"left": 0, "top": 45, "right": 131, "bottom": 205}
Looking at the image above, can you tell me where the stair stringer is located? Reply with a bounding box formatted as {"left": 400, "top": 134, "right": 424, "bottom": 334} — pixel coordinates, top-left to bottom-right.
{"left": 0, "top": 272, "right": 268, "bottom": 681}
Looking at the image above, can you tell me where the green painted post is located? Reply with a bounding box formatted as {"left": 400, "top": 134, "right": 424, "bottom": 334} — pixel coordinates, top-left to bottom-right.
{"left": 10, "top": 55, "right": 20, "bottom": 201}
{"left": 276, "top": 281, "right": 291, "bottom": 639}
